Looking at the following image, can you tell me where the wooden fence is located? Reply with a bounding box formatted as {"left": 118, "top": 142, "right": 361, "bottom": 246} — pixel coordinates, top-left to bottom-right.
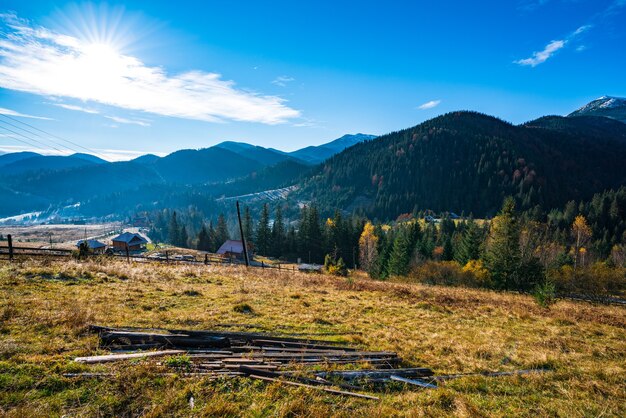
{"left": 0, "top": 234, "right": 296, "bottom": 271}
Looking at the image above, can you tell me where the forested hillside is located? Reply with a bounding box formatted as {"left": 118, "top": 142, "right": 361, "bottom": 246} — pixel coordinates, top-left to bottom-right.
{"left": 299, "top": 112, "right": 626, "bottom": 219}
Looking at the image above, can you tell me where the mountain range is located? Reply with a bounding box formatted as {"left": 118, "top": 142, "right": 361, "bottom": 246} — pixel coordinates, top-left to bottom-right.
{"left": 568, "top": 96, "right": 626, "bottom": 123}
{"left": 1, "top": 97, "right": 625, "bottom": 221}
{"left": 0, "top": 133, "right": 374, "bottom": 218}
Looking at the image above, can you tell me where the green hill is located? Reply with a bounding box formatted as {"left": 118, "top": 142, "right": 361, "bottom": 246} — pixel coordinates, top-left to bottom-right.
{"left": 297, "top": 111, "right": 626, "bottom": 219}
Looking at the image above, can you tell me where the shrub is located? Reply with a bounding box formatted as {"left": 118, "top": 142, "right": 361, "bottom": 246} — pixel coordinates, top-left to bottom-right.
{"left": 533, "top": 280, "right": 556, "bottom": 308}
{"left": 324, "top": 254, "right": 348, "bottom": 277}
{"left": 409, "top": 261, "right": 484, "bottom": 288}
{"left": 462, "top": 260, "right": 492, "bottom": 287}
{"left": 547, "top": 263, "right": 625, "bottom": 296}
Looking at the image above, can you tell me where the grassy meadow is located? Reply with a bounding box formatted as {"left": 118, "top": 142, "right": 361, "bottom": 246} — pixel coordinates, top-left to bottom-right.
{"left": 0, "top": 258, "right": 624, "bottom": 417}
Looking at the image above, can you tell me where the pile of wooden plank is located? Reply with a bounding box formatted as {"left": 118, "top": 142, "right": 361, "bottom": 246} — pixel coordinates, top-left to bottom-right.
{"left": 81, "top": 325, "right": 402, "bottom": 370}
{"left": 72, "top": 326, "right": 547, "bottom": 399}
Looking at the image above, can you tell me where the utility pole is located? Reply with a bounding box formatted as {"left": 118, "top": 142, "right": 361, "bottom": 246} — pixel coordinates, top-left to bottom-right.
{"left": 236, "top": 201, "right": 250, "bottom": 267}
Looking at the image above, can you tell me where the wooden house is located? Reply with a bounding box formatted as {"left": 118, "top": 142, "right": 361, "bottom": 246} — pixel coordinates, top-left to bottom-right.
{"left": 111, "top": 232, "right": 148, "bottom": 251}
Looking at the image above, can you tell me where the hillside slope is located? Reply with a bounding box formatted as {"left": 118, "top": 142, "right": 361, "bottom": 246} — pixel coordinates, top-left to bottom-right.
{"left": 1, "top": 259, "right": 623, "bottom": 416}
{"left": 298, "top": 112, "right": 626, "bottom": 218}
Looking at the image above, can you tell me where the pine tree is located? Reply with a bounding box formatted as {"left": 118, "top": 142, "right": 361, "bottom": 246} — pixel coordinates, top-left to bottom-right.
{"left": 388, "top": 229, "right": 411, "bottom": 276}
{"left": 455, "top": 218, "right": 482, "bottom": 264}
{"left": 256, "top": 204, "right": 271, "bottom": 256}
{"left": 216, "top": 214, "right": 230, "bottom": 247}
{"left": 207, "top": 221, "right": 218, "bottom": 252}
{"left": 484, "top": 197, "right": 521, "bottom": 289}
{"left": 307, "top": 206, "right": 324, "bottom": 263}
{"left": 243, "top": 206, "right": 254, "bottom": 248}
{"left": 180, "top": 226, "right": 189, "bottom": 248}
{"left": 271, "top": 206, "right": 285, "bottom": 257}
{"left": 285, "top": 226, "right": 297, "bottom": 258}
{"left": 197, "top": 225, "right": 211, "bottom": 251}
{"left": 297, "top": 205, "right": 309, "bottom": 255}
{"left": 168, "top": 211, "right": 181, "bottom": 246}
{"left": 442, "top": 236, "right": 454, "bottom": 261}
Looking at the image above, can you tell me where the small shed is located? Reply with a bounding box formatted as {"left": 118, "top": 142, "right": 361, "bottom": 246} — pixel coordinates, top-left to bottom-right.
{"left": 216, "top": 239, "right": 245, "bottom": 260}
{"left": 76, "top": 239, "right": 106, "bottom": 254}
{"left": 111, "top": 232, "right": 148, "bottom": 251}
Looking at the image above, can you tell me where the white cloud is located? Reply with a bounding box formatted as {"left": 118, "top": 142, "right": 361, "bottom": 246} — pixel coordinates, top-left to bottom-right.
{"left": 573, "top": 25, "right": 592, "bottom": 36}
{"left": 104, "top": 115, "right": 150, "bottom": 127}
{"left": 0, "top": 13, "right": 300, "bottom": 125}
{"left": 515, "top": 24, "right": 593, "bottom": 67}
{"left": 0, "top": 106, "right": 53, "bottom": 120}
{"left": 272, "top": 76, "right": 295, "bottom": 87}
{"left": 54, "top": 103, "right": 99, "bottom": 114}
{"left": 417, "top": 100, "right": 441, "bottom": 110}
{"left": 514, "top": 40, "right": 565, "bottom": 67}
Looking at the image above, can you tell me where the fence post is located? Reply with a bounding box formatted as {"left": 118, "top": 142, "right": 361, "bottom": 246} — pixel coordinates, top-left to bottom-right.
{"left": 7, "top": 234, "right": 13, "bottom": 262}
{"left": 165, "top": 251, "right": 169, "bottom": 264}
{"left": 204, "top": 254, "right": 208, "bottom": 265}
{"left": 125, "top": 244, "right": 130, "bottom": 263}
{"left": 261, "top": 261, "right": 264, "bottom": 268}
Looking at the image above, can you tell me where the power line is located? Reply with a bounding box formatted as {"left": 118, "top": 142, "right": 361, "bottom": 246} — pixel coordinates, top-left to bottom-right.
{"left": 0, "top": 122, "right": 68, "bottom": 154}
{"left": 0, "top": 118, "right": 83, "bottom": 155}
{"left": 0, "top": 113, "right": 107, "bottom": 159}
{"left": 0, "top": 125, "right": 62, "bottom": 156}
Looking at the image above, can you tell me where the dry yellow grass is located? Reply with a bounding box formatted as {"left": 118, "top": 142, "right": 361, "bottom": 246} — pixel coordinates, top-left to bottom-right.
{"left": 0, "top": 258, "right": 624, "bottom": 417}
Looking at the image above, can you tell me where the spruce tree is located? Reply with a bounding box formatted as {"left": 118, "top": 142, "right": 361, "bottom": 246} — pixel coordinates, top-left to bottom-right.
{"left": 216, "top": 214, "right": 230, "bottom": 247}
{"left": 388, "top": 230, "right": 411, "bottom": 276}
{"left": 286, "top": 226, "right": 297, "bottom": 258}
{"left": 243, "top": 206, "right": 254, "bottom": 248}
{"left": 442, "top": 236, "right": 454, "bottom": 261}
{"left": 271, "top": 206, "right": 285, "bottom": 257}
{"left": 256, "top": 204, "right": 271, "bottom": 256}
{"left": 455, "top": 218, "right": 482, "bottom": 264}
{"left": 180, "top": 226, "right": 189, "bottom": 248}
{"left": 484, "top": 197, "right": 521, "bottom": 289}
{"left": 307, "top": 206, "right": 324, "bottom": 263}
{"left": 207, "top": 221, "right": 218, "bottom": 252}
{"left": 197, "top": 225, "right": 211, "bottom": 251}
{"left": 297, "top": 205, "right": 310, "bottom": 257}
{"left": 168, "top": 211, "right": 181, "bottom": 246}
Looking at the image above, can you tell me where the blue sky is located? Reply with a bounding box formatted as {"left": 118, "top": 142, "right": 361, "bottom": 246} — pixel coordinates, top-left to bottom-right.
{"left": 0, "top": 0, "right": 624, "bottom": 160}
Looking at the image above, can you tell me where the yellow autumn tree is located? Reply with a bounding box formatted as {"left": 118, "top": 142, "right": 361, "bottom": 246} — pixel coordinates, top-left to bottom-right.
{"left": 572, "top": 215, "right": 592, "bottom": 269}
{"left": 358, "top": 221, "right": 378, "bottom": 272}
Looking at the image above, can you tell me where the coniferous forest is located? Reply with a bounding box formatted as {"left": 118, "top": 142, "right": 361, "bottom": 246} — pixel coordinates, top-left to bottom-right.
{"left": 299, "top": 112, "right": 626, "bottom": 219}
{"left": 146, "top": 186, "right": 626, "bottom": 299}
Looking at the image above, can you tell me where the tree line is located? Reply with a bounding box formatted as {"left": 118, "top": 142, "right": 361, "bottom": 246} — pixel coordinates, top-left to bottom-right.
{"left": 144, "top": 186, "right": 625, "bottom": 297}
{"left": 358, "top": 189, "right": 626, "bottom": 297}
{"left": 147, "top": 204, "right": 364, "bottom": 265}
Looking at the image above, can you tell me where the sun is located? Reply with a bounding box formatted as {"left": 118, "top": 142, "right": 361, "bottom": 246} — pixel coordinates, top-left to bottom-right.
{"left": 82, "top": 43, "right": 119, "bottom": 61}
{"left": 78, "top": 42, "right": 124, "bottom": 78}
